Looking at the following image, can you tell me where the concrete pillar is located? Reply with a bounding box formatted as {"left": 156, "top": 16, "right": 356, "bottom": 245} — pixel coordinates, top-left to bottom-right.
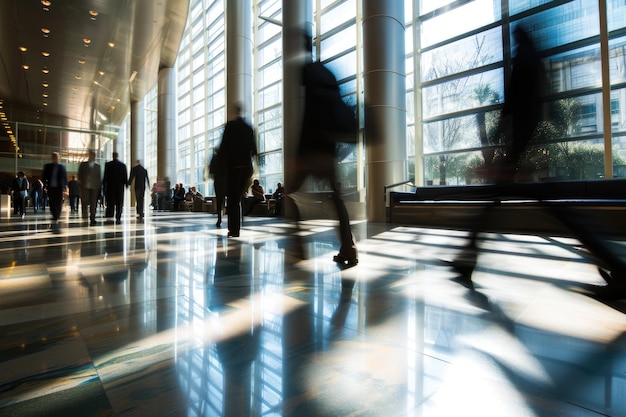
{"left": 130, "top": 100, "right": 145, "bottom": 205}
{"left": 282, "top": 0, "right": 312, "bottom": 217}
{"left": 131, "top": 100, "right": 145, "bottom": 166}
{"left": 157, "top": 67, "right": 176, "bottom": 185}
{"left": 226, "top": 0, "right": 253, "bottom": 120}
{"left": 363, "top": 0, "right": 407, "bottom": 222}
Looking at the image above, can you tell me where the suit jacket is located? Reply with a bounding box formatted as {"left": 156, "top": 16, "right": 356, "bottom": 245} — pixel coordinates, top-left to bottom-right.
{"left": 42, "top": 162, "right": 68, "bottom": 189}
{"left": 102, "top": 159, "right": 128, "bottom": 193}
{"left": 78, "top": 161, "right": 102, "bottom": 191}
{"left": 219, "top": 117, "right": 256, "bottom": 169}
{"left": 129, "top": 164, "right": 149, "bottom": 191}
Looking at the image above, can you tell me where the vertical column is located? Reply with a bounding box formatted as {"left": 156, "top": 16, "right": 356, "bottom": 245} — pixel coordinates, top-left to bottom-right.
{"left": 226, "top": 0, "right": 253, "bottom": 120}
{"left": 363, "top": 0, "right": 407, "bottom": 222}
{"left": 157, "top": 67, "right": 177, "bottom": 185}
{"left": 282, "top": 0, "right": 312, "bottom": 216}
{"left": 599, "top": 0, "right": 613, "bottom": 179}
{"left": 130, "top": 100, "right": 145, "bottom": 205}
{"left": 131, "top": 100, "right": 145, "bottom": 166}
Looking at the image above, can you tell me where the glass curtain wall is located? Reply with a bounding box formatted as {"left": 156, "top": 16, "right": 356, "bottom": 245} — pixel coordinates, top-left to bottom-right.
{"left": 144, "top": 86, "right": 158, "bottom": 195}
{"left": 255, "top": 0, "right": 283, "bottom": 194}
{"left": 318, "top": 0, "right": 360, "bottom": 192}
{"left": 418, "top": 0, "right": 626, "bottom": 185}
{"left": 176, "top": 0, "right": 226, "bottom": 197}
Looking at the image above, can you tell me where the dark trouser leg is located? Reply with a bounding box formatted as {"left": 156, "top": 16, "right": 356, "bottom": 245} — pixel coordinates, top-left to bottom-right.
{"left": 135, "top": 188, "right": 144, "bottom": 216}
{"left": 226, "top": 167, "right": 252, "bottom": 235}
{"left": 48, "top": 188, "right": 63, "bottom": 220}
{"left": 87, "top": 188, "right": 98, "bottom": 222}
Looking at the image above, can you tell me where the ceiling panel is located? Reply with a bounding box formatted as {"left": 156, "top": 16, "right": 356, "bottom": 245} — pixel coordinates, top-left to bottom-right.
{"left": 0, "top": 0, "right": 188, "bottom": 160}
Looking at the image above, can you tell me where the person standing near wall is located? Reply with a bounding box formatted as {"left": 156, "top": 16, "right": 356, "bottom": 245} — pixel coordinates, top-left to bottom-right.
{"left": 78, "top": 150, "right": 102, "bottom": 226}
{"left": 218, "top": 102, "right": 257, "bottom": 238}
{"left": 128, "top": 159, "right": 150, "bottom": 219}
{"left": 42, "top": 152, "right": 68, "bottom": 224}
{"left": 102, "top": 151, "right": 128, "bottom": 224}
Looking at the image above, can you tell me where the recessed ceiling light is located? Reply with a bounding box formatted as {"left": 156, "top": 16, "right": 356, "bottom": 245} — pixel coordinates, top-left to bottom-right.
{"left": 83, "top": 38, "right": 91, "bottom": 44}
{"left": 78, "top": 59, "right": 85, "bottom": 64}
{"left": 98, "top": 70, "right": 105, "bottom": 76}
{"left": 42, "top": 93, "right": 48, "bottom": 98}
{"left": 22, "top": 65, "right": 30, "bottom": 70}
{"left": 42, "top": 67, "right": 49, "bottom": 74}
{"left": 89, "top": 10, "right": 98, "bottom": 16}
{"left": 108, "top": 42, "right": 115, "bottom": 48}
{"left": 43, "top": 102, "right": 48, "bottom": 107}
{"left": 75, "top": 75, "right": 82, "bottom": 80}
{"left": 19, "top": 46, "right": 27, "bottom": 52}
{"left": 41, "top": 27, "right": 51, "bottom": 35}
{"left": 42, "top": 82, "right": 49, "bottom": 87}
{"left": 41, "top": 51, "right": 50, "bottom": 57}
{"left": 41, "top": 0, "right": 51, "bottom": 6}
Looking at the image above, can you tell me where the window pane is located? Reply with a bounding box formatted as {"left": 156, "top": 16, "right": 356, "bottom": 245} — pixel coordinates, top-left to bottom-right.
{"left": 325, "top": 51, "right": 357, "bottom": 81}
{"left": 545, "top": 45, "right": 601, "bottom": 94}
{"left": 422, "top": 27, "right": 502, "bottom": 83}
{"left": 423, "top": 68, "right": 504, "bottom": 119}
{"left": 320, "top": 26, "right": 356, "bottom": 61}
{"left": 321, "top": 0, "right": 356, "bottom": 33}
{"left": 421, "top": 0, "right": 501, "bottom": 48}
{"left": 515, "top": 0, "right": 599, "bottom": 52}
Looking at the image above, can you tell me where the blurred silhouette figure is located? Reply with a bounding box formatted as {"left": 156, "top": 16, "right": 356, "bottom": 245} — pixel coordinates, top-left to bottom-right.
{"left": 11, "top": 171, "right": 28, "bottom": 217}
{"left": 42, "top": 152, "right": 68, "bottom": 223}
{"left": 450, "top": 27, "right": 626, "bottom": 299}
{"left": 31, "top": 177, "right": 43, "bottom": 213}
{"left": 102, "top": 151, "right": 128, "bottom": 224}
{"left": 67, "top": 175, "right": 80, "bottom": 212}
{"left": 287, "top": 35, "right": 359, "bottom": 267}
{"left": 218, "top": 102, "right": 257, "bottom": 237}
{"left": 128, "top": 159, "right": 150, "bottom": 219}
{"left": 78, "top": 150, "right": 102, "bottom": 226}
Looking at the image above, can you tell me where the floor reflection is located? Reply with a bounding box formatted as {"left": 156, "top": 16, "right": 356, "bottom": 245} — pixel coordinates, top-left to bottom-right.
{"left": 0, "top": 209, "right": 624, "bottom": 416}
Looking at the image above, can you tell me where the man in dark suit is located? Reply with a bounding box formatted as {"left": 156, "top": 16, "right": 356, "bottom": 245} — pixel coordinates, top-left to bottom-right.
{"left": 128, "top": 160, "right": 150, "bottom": 219}
{"left": 42, "top": 152, "right": 68, "bottom": 222}
{"left": 78, "top": 150, "right": 102, "bottom": 226}
{"left": 218, "top": 102, "right": 257, "bottom": 237}
{"left": 102, "top": 152, "right": 128, "bottom": 224}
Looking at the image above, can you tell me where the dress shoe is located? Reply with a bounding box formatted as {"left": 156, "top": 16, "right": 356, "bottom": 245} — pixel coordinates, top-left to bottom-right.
{"left": 333, "top": 245, "right": 358, "bottom": 268}
{"left": 90, "top": 220, "right": 97, "bottom": 226}
{"left": 216, "top": 221, "right": 221, "bottom": 228}
{"left": 227, "top": 231, "right": 239, "bottom": 237}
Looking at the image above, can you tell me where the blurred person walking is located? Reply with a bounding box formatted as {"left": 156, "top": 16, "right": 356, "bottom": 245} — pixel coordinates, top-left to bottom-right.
{"left": 78, "top": 150, "right": 102, "bottom": 226}
{"left": 42, "top": 152, "right": 68, "bottom": 223}
{"left": 128, "top": 159, "right": 150, "bottom": 219}
{"left": 11, "top": 171, "right": 29, "bottom": 217}
{"left": 102, "top": 151, "right": 128, "bottom": 224}
{"left": 449, "top": 26, "right": 626, "bottom": 299}
{"left": 287, "top": 35, "right": 359, "bottom": 267}
{"left": 217, "top": 102, "right": 257, "bottom": 237}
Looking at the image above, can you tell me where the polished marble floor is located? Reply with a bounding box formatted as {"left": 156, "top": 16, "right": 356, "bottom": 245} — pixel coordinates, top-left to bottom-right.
{"left": 0, "top": 206, "right": 625, "bottom": 417}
